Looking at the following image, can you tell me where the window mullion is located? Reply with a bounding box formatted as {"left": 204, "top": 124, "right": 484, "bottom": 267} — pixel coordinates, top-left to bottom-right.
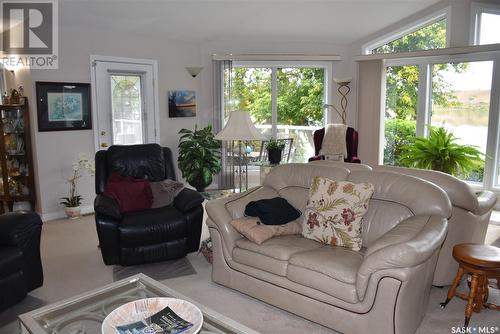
{"left": 484, "top": 56, "right": 500, "bottom": 189}
{"left": 416, "top": 63, "right": 431, "bottom": 137}
{"left": 271, "top": 66, "right": 278, "bottom": 138}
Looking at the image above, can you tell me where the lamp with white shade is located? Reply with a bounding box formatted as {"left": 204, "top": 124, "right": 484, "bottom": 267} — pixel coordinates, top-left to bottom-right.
{"left": 215, "top": 111, "right": 267, "bottom": 192}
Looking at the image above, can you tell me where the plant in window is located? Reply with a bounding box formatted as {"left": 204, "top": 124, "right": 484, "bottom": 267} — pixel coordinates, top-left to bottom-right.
{"left": 384, "top": 118, "right": 416, "bottom": 166}
{"left": 265, "top": 138, "right": 286, "bottom": 164}
{"left": 399, "top": 126, "right": 483, "bottom": 176}
{"left": 178, "top": 125, "right": 221, "bottom": 192}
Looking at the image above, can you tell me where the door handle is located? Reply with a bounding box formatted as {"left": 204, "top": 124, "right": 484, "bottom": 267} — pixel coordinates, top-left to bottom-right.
{"left": 101, "top": 142, "right": 108, "bottom": 148}
{"left": 101, "top": 131, "right": 106, "bottom": 136}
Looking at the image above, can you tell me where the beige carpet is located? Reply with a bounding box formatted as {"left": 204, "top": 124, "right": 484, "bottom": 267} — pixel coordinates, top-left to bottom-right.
{"left": 1, "top": 214, "right": 499, "bottom": 334}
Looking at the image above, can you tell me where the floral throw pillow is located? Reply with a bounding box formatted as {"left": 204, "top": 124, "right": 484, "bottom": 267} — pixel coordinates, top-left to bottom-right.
{"left": 302, "top": 176, "right": 374, "bottom": 251}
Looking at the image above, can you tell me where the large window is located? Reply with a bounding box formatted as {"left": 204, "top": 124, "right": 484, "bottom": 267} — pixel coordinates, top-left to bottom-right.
{"left": 364, "top": 10, "right": 449, "bottom": 55}
{"left": 383, "top": 56, "right": 499, "bottom": 190}
{"left": 472, "top": 4, "right": 500, "bottom": 45}
{"left": 372, "top": 19, "right": 447, "bottom": 54}
{"left": 430, "top": 61, "right": 493, "bottom": 183}
{"left": 383, "top": 65, "right": 418, "bottom": 166}
{"left": 224, "top": 64, "right": 327, "bottom": 163}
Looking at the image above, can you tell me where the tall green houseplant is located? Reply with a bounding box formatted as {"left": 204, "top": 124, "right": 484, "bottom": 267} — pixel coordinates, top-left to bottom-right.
{"left": 178, "top": 125, "right": 221, "bottom": 192}
{"left": 399, "top": 126, "right": 483, "bottom": 177}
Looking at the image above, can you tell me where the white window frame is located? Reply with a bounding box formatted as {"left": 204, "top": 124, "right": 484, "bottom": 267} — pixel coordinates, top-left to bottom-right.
{"left": 363, "top": 7, "right": 451, "bottom": 55}
{"left": 225, "top": 61, "right": 333, "bottom": 137}
{"left": 383, "top": 51, "right": 500, "bottom": 191}
{"left": 470, "top": 2, "right": 500, "bottom": 46}
{"left": 90, "top": 55, "right": 160, "bottom": 151}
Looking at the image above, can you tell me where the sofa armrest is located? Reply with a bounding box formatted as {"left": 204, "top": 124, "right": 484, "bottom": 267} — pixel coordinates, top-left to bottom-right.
{"left": 173, "top": 188, "right": 204, "bottom": 213}
{"left": 206, "top": 199, "right": 242, "bottom": 257}
{"left": 0, "top": 211, "right": 42, "bottom": 247}
{"left": 94, "top": 194, "right": 122, "bottom": 220}
{"left": 356, "top": 215, "right": 448, "bottom": 300}
{"left": 474, "top": 190, "right": 497, "bottom": 216}
{"left": 0, "top": 211, "right": 43, "bottom": 290}
{"left": 206, "top": 187, "right": 273, "bottom": 256}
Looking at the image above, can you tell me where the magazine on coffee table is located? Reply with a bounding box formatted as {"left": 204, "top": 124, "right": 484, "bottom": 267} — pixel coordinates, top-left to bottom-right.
{"left": 116, "top": 306, "right": 193, "bottom": 334}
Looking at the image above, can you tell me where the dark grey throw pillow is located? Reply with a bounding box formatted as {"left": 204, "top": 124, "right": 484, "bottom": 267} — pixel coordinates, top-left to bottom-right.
{"left": 244, "top": 197, "right": 301, "bottom": 225}
{"left": 150, "top": 179, "right": 184, "bottom": 208}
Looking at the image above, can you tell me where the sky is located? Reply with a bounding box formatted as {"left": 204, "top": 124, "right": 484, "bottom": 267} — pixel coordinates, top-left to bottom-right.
{"left": 441, "top": 61, "right": 493, "bottom": 92}
{"left": 480, "top": 13, "right": 500, "bottom": 45}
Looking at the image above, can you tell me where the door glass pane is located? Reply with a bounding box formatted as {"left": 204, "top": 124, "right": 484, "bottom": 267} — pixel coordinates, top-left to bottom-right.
{"left": 277, "top": 67, "right": 324, "bottom": 163}
{"left": 110, "top": 75, "right": 144, "bottom": 145}
{"left": 430, "top": 61, "right": 493, "bottom": 184}
{"left": 479, "top": 13, "right": 500, "bottom": 45}
{"left": 383, "top": 65, "right": 418, "bottom": 166}
{"left": 228, "top": 67, "right": 272, "bottom": 160}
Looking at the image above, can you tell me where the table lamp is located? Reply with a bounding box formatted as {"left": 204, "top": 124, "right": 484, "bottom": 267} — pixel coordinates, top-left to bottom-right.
{"left": 215, "top": 111, "right": 267, "bottom": 192}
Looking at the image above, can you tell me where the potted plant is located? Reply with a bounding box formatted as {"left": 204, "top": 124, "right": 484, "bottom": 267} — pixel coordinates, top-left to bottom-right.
{"left": 399, "top": 126, "right": 483, "bottom": 177}
{"left": 266, "top": 138, "right": 285, "bottom": 165}
{"left": 60, "top": 153, "right": 95, "bottom": 219}
{"left": 178, "top": 125, "right": 221, "bottom": 192}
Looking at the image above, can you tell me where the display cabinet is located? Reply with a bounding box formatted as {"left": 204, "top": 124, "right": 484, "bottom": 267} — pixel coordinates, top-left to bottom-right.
{"left": 0, "top": 99, "right": 36, "bottom": 213}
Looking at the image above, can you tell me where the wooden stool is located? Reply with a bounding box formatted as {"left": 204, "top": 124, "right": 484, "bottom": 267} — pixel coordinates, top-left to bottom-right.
{"left": 440, "top": 243, "right": 500, "bottom": 327}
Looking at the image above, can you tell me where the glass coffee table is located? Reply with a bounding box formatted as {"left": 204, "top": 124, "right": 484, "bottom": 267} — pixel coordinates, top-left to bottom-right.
{"left": 19, "top": 273, "right": 260, "bottom": 334}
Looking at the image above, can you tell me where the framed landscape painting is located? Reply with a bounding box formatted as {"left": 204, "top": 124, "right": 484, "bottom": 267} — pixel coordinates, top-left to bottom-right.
{"left": 168, "top": 90, "right": 196, "bottom": 117}
{"left": 36, "top": 82, "right": 91, "bottom": 131}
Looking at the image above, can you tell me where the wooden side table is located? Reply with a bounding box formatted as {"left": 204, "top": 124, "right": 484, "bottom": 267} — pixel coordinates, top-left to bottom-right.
{"left": 440, "top": 244, "right": 500, "bottom": 327}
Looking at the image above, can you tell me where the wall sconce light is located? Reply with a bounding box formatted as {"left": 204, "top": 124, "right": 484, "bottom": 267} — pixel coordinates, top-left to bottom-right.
{"left": 185, "top": 66, "right": 203, "bottom": 78}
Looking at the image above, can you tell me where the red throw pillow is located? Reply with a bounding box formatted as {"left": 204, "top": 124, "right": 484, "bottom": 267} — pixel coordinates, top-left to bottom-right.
{"left": 104, "top": 173, "right": 153, "bottom": 213}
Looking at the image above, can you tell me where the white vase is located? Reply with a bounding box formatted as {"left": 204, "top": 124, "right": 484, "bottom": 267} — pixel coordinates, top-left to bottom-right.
{"left": 65, "top": 206, "right": 81, "bottom": 219}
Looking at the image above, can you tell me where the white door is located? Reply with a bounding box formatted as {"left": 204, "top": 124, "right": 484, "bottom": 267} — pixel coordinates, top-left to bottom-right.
{"left": 91, "top": 57, "right": 159, "bottom": 151}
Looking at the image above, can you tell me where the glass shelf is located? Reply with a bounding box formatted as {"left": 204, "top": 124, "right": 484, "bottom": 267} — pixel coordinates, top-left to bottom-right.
{"left": 0, "top": 100, "right": 34, "bottom": 212}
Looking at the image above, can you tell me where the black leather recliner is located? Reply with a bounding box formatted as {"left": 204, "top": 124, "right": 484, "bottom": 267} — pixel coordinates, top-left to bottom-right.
{"left": 0, "top": 211, "right": 43, "bottom": 311}
{"left": 94, "top": 144, "right": 204, "bottom": 266}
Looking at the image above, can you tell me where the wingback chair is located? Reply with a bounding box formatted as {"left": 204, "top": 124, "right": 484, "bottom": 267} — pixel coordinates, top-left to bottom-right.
{"left": 0, "top": 211, "right": 43, "bottom": 311}
{"left": 308, "top": 126, "right": 360, "bottom": 163}
{"left": 94, "top": 144, "right": 204, "bottom": 266}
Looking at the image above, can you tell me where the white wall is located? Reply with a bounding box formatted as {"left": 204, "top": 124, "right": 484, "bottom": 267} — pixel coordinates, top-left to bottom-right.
{"left": 27, "top": 23, "right": 201, "bottom": 220}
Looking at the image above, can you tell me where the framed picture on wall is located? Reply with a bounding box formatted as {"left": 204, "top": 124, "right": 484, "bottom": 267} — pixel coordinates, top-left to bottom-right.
{"left": 36, "top": 82, "right": 92, "bottom": 131}
{"left": 168, "top": 90, "right": 196, "bottom": 117}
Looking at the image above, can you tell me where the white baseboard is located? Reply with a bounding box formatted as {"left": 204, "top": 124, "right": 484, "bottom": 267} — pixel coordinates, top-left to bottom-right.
{"left": 40, "top": 205, "right": 94, "bottom": 222}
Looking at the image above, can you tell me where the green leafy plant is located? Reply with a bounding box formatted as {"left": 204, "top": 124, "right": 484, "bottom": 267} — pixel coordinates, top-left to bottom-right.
{"left": 399, "top": 126, "right": 483, "bottom": 176}
{"left": 384, "top": 118, "right": 416, "bottom": 166}
{"left": 60, "top": 195, "right": 82, "bottom": 207}
{"left": 178, "top": 125, "right": 221, "bottom": 192}
{"left": 265, "top": 138, "right": 285, "bottom": 150}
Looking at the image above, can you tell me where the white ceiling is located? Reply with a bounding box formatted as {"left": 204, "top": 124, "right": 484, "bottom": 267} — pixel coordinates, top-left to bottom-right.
{"left": 61, "top": 0, "right": 443, "bottom": 44}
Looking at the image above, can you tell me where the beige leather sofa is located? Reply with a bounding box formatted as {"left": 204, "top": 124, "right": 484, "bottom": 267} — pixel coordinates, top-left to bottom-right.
{"left": 207, "top": 164, "right": 451, "bottom": 334}
{"left": 373, "top": 165, "right": 497, "bottom": 286}
{"left": 308, "top": 159, "right": 373, "bottom": 171}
